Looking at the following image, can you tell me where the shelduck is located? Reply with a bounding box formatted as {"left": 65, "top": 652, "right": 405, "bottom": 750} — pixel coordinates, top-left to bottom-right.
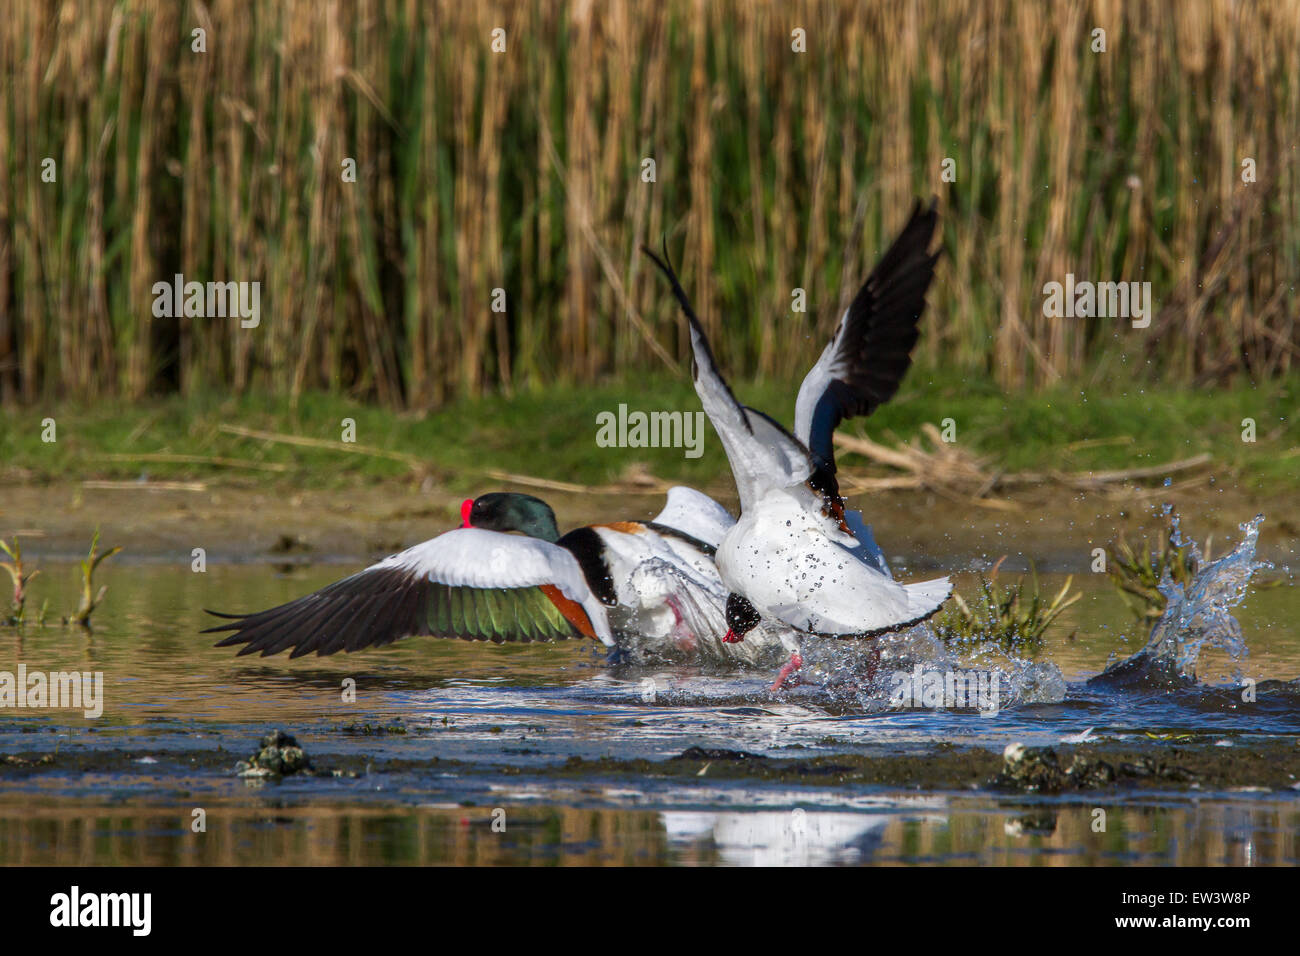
{"left": 206, "top": 486, "right": 786, "bottom": 663}
{"left": 644, "top": 199, "right": 953, "bottom": 688}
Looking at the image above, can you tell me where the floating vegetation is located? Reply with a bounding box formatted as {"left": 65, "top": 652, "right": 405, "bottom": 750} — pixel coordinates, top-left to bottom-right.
{"left": 1124, "top": 517, "right": 1265, "bottom": 683}
{"left": 69, "top": 529, "right": 122, "bottom": 628}
{"left": 1103, "top": 512, "right": 1282, "bottom": 640}
{"left": 340, "top": 722, "right": 407, "bottom": 736}
{"left": 935, "top": 560, "right": 1079, "bottom": 655}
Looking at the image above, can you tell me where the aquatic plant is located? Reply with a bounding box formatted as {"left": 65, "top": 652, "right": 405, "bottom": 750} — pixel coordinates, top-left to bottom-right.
{"left": 1092, "top": 516, "right": 1267, "bottom": 689}
{"left": 1104, "top": 525, "right": 1205, "bottom": 621}
{"left": 935, "top": 560, "right": 1079, "bottom": 655}
{"left": 0, "top": 536, "right": 40, "bottom": 625}
{"left": 69, "top": 529, "right": 122, "bottom": 627}
{"left": 996, "top": 743, "right": 1116, "bottom": 793}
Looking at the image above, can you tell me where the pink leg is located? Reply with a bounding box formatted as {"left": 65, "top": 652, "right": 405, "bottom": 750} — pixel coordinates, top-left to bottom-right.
{"left": 865, "top": 642, "right": 881, "bottom": 681}
{"left": 771, "top": 652, "right": 803, "bottom": 691}
{"left": 665, "top": 596, "right": 696, "bottom": 652}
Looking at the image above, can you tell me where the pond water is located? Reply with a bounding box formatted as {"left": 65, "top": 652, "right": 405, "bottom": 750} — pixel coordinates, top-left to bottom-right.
{"left": 2, "top": 518, "right": 1298, "bottom": 866}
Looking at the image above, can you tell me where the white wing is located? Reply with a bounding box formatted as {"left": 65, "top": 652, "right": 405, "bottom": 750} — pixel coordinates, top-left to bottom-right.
{"left": 208, "top": 527, "right": 613, "bottom": 655}
{"left": 651, "top": 486, "right": 736, "bottom": 548}
{"left": 643, "top": 244, "right": 814, "bottom": 511}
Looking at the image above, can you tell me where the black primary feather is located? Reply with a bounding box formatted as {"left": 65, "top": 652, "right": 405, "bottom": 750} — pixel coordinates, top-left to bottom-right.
{"left": 203, "top": 566, "right": 589, "bottom": 657}
{"left": 805, "top": 198, "right": 941, "bottom": 474}
{"left": 641, "top": 238, "right": 753, "bottom": 436}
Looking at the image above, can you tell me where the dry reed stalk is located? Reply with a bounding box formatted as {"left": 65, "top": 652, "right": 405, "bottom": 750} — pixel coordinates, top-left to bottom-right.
{"left": 0, "top": 0, "right": 1296, "bottom": 406}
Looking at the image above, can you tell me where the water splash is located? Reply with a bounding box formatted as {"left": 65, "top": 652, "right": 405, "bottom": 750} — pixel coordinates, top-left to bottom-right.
{"left": 617, "top": 511, "right": 1270, "bottom": 712}
{"left": 813, "top": 512, "right": 1269, "bottom": 709}
{"left": 1092, "top": 515, "right": 1269, "bottom": 690}
{"left": 807, "top": 621, "right": 1067, "bottom": 711}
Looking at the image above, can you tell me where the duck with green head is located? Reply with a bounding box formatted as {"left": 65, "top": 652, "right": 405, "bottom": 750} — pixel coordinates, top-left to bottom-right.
{"left": 206, "top": 486, "right": 749, "bottom": 660}
{"left": 462, "top": 493, "right": 561, "bottom": 541}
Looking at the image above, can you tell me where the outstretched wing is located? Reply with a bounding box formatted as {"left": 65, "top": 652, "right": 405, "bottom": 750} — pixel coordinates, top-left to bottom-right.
{"left": 643, "top": 242, "right": 814, "bottom": 512}
{"left": 650, "top": 486, "right": 735, "bottom": 549}
{"left": 205, "top": 528, "right": 613, "bottom": 657}
{"left": 794, "top": 199, "right": 940, "bottom": 476}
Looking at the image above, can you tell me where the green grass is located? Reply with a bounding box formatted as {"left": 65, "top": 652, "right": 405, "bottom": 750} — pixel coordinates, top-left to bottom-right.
{"left": 3, "top": 372, "right": 1297, "bottom": 494}
{"left": 843, "top": 369, "right": 1300, "bottom": 491}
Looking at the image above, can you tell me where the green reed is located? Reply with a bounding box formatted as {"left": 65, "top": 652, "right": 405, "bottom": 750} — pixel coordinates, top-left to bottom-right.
{"left": 1, "top": 0, "right": 1296, "bottom": 407}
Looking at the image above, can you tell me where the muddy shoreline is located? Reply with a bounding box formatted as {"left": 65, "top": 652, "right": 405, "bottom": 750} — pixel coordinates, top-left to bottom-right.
{"left": 5, "top": 480, "right": 1298, "bottom": 570}
{"left": 4, "top": 734, "right": 1298, "bottom": 795}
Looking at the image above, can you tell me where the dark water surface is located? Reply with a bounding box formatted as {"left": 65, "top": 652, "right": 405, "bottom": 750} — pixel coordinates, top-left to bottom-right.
{"left": 2, "top": 550, "right": 1298, "bottom": 866}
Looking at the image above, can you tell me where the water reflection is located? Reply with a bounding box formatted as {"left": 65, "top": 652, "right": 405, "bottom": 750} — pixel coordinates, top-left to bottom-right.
{"left": 1, "top": 798, "right": 1296, "bottom": 866}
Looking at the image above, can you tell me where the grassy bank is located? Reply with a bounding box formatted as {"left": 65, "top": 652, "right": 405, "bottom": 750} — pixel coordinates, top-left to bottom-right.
{"left": 3, "top": 374, "right": 1297, "bottom": 495}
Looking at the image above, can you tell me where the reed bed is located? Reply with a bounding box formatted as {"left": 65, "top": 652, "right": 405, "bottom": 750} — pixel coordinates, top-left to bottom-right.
{"left": 1, "top": 0, "right": 1297, "bottom": 407}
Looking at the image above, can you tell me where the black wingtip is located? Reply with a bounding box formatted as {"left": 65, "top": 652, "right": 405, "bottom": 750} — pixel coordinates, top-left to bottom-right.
{"left": 643, "top": 233, "right": 762, "bottom": 439}
{"left": 639, "top": 240, "right": 665, "bottom": 272}
{"left": 202, "top": 607, "right": 246, "bottom": 620}
{"left": 640, "top": 238, "right": 696, "bottom": 328}
{"left": 909, "top": 196, "right": 941, "bottom": 256}
{"left": 201, "top": 607, "right": 250, "bottom": 636}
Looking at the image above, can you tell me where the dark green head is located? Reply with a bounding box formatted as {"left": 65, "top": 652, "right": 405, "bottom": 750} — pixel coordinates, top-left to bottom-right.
{"left": 461, "top": 492, "right": 561, "bottom": 543}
